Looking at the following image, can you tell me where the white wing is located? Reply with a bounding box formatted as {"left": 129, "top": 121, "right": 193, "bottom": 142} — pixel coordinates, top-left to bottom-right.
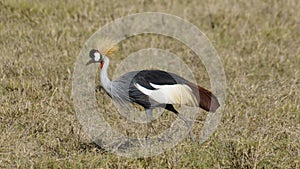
{"left": 134, "top": 83, "right": 198, "bottom": 106}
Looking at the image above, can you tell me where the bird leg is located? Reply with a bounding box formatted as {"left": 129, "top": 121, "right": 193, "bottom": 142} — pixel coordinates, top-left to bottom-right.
{"left": 165, "top": 104, "right": 195, "bottom": 142}
{"left": 145, "top": 109, "right": 157, "bottom": 138}
{"left": 177, "top": 114, "right": 195, "bottom": 142}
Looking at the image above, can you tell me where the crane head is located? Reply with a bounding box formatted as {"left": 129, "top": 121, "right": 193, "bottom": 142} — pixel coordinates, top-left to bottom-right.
{"left": 86, "top": 49, "right": 103, "bottom": 65}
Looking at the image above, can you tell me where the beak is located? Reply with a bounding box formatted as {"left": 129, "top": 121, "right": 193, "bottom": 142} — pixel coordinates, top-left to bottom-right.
{"left": 86, "top": 59, "right": 94, "bottom": 65}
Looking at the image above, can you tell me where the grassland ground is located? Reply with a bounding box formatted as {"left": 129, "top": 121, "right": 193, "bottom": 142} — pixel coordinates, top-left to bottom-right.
{"left": 0, "top": 0, "right": 299, "bottom": 168}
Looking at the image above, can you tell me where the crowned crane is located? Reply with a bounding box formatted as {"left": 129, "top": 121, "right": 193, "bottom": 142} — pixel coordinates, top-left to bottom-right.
{"left": 86, "top": 47, "right": 220, "bottom": 141}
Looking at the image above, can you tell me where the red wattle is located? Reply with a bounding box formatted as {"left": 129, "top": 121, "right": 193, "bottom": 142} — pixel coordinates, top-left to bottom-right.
{"left": 100, "top": 61, "right": 104, "bottom": 69}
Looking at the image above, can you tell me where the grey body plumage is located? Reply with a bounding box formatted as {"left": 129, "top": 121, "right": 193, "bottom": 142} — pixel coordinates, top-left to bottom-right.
{"left": 87, "top": 49, "right": 220, "bottom": 140}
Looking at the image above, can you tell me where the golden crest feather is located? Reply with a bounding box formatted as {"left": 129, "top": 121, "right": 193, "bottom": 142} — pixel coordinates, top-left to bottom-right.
{"left": 95, "top": 38, "right": 118, "bottom": 56}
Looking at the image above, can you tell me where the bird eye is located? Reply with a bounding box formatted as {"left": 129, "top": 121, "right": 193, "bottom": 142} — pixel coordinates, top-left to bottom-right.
{"left": 89, "top": 49, "right": 97, "bottom": 58}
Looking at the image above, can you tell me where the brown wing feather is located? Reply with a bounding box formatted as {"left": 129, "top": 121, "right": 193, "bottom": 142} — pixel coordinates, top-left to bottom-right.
{"left": 187, "top": 82, "right": 220, "bottom": 112}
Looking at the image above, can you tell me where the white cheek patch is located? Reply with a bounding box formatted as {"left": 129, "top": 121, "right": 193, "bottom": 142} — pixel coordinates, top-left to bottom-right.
{"left": 94, "top": 53, "right": 101, "bottom": 61}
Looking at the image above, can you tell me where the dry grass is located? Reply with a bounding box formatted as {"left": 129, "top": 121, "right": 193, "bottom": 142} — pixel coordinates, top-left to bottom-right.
{"left": 1, "top": 0, "right": 299, "bottom": 168}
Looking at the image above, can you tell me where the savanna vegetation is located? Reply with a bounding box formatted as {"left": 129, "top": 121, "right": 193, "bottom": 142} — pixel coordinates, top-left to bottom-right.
{"left": 0, "top": 0, "right": 299, "bottom": 168}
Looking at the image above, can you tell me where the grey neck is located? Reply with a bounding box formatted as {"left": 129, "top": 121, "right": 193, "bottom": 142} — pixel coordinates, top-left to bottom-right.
{"left": 100, "top": 56, "right": 112, "bottom": 93}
